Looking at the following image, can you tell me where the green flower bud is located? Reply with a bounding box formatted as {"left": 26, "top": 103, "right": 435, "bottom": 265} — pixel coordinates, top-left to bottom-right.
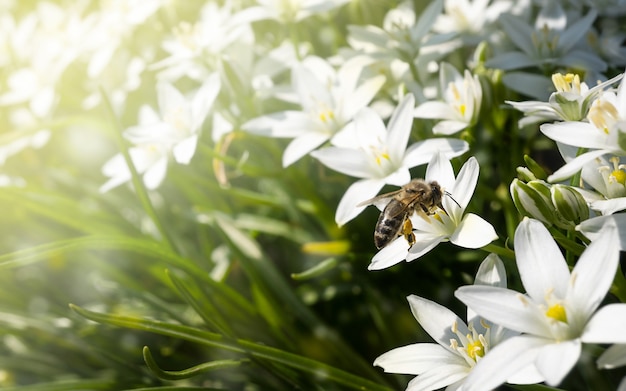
{"left": 510, "top": 179, "right": 556, "bottom": 226}
{"left": 551, "top": 184, "right": 589, "bottom": 225}
{"left": 516, "top": 166, "right": 537, "bottom": 182}
{"left": 523, "top": 155, "right": 548, "bottom": 180}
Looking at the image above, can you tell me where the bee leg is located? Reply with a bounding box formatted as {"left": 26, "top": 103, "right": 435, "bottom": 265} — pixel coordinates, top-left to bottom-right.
{"left": 401, "top": 219, "right": 416, "bottom": 248}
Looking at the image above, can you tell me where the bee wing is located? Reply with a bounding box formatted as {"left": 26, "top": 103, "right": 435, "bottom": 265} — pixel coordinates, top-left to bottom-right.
{"left": 356, "top": 189, "right": 403, "bottom": 210}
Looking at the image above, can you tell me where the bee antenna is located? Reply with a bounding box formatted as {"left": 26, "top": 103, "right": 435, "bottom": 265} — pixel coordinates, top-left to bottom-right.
{"left": 444, "top": 191, "right": 461, "bottom": 208}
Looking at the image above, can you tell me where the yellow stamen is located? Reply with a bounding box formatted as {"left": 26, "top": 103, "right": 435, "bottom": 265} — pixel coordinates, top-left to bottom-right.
{"left": 545, "top": 303, "right": 568, "bottom": 323}
{"left": 466, "top": 339, "right": 485, "bottom": 360}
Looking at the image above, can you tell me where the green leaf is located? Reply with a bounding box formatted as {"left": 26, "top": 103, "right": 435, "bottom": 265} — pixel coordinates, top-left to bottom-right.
{"left": 70, "top": 305, "right": 393, "bottom": 391}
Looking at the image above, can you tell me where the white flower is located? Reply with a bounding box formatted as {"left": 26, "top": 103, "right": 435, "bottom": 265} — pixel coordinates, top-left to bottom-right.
{"left": 310, "top": 94, "right": 469, "bottom": 225}
{"left": 540, "top": 71, "right": 626, "bottom": 182}
{"left": 100, "top": 74, "right": 220, "bottom": 192}
{"left": 507, "top": 72, "right": 623, "bottom": 127}
{"left": 455, "top": 218, "right": 626, "bottom": 389}
{"left": 487, "top": 3, "right": 606, "bottom": 98}
{"left": 242, "top": 56, "right": 385, "bottom": 167}
{"left": 243, "top": 0, "right": 350, "bottom": 23}
{"left": 368, "top": 153, "right": 497, "bottom": 271}
{"left": 577, "top": 213, "right": 626, "bottom": 250}
{"left": 597, "top": 344, "right": 626, "bottom": 369}
{"left": 579, "top": 155, "right": 626, "bottom": 215}
{"left": 414, "top": 63, "right": 482, "bottom": 135}
{"left": 374, "top": 255, "right": 539, "bottom": 390}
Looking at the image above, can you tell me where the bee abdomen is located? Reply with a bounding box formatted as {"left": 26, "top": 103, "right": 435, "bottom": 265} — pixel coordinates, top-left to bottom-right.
{"left": 374, "top": 214, "right": 404, "bottom": 249}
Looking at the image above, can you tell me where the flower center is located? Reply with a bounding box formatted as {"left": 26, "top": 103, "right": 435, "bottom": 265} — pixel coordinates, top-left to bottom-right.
{"left": 545, "top": 303, "right": 568, "bottom": 323}
{"left": 588, "top": 98, "right": 619, "bottom": 134}
{"left": 449, "top": 320, "right": 489, "bottom": 366}
{"left": 552, "top": 73, "right": 581, "bottom": 94}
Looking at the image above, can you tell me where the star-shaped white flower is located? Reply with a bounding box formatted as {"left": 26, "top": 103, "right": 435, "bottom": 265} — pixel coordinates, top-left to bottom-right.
{"left": 310, "top": 94, "right": 468, "bottom": 225}
{"left": 368, "top": 152, "right": 497, "bottom": 271}
{"left": 540, "top": 71, "right": 626, "bottom": 182}
{"left": 242, "top": 56, "right": 385, "bottom": 167}
{"left": 455, "top": 218, "right": 626, "bottom": 390}
{"left": 414, "top": 63, "right": 482, "bottom": 135}
{"left": 100, "top": 74, "right": 220, "bottom": 192}
{"left": 374, "top": 254, "right": 541, "bottom": 390}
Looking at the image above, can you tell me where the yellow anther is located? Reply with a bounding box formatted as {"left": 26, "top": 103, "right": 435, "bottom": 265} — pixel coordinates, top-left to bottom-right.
{"left": 545, "top": 303, "right": 568, "bottom": 323}
{"left": 466, "top": 340, "right": 485, "bottom": 360}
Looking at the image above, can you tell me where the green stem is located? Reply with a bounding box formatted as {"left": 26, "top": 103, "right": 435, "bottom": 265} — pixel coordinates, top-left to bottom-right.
{"left": 70, "top": 305, "right": 393, "bottom": 391}
{"left": 99, "top": 87, "right": 178, "bottom": 253}
{"left": 481, "top": 242, "right": 515, "bottom": 259}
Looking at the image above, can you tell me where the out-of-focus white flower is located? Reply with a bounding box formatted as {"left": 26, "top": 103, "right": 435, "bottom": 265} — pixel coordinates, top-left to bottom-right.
{"left": 150, "top": 1, "right": 257, "bottom": 82}
{"left": 507, "top": 72, "right": 623, "bottom": 127}
{"left": 540, "top": 71, "right": 626, "bottom": 182}
{"left": 414, "top": 63, "right": 482, "bottom": 135}
{"left": 100, "top": 75, "right": 221, "bottom": 192}
{"left": 243, "top": 0, "right": 349, "bottom": 23}
{"left": 368, "top": 153, "right": 497, "bottom": 271}
{"left": 348, "top": 0, "right": 457, "bottom": 80}
{"left": 487, "top": 2, "right": 606, "bottom": 98}
{"left": 310, "top": 94, "right": 468, "bottom": 225}
{"left": 577, "top": 155, "right": 626, "bottom": 215}
{"left": 374, "top": 254, "right": 541, "bottom": 390}
{"left": 242, "top": 56, "right": 385, "bottom": 167}
{"left": 456, "top": 218, "right": 626, "bottom": 390}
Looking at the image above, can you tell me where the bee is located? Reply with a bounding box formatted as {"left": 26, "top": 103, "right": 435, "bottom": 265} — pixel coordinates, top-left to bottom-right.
{"left": 358, "top": 179, "right": 448, "bottom": 249}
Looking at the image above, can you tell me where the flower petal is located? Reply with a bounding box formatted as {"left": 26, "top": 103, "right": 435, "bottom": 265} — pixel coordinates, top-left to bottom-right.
{"left": 335, "top": 178, "right": 385, "bottom": 226}
{"left": 408, "top": 295, "right": 469, "bottom": 349}
{"left": 414, "top": 101, "right": 458, "bottom": 120}
{"left": 310, "top": 147, "right": 373, "bottom": 178}
{"left": 406, "top": 233, "right": 445, "bottom": 261}
{"left": 462, "top": 335, "right": 547, "bottom": 391}
{"left": 402, "top": 138, "right": 469, "bottom": 168}
{"left": 368, "top": 237, "right": 409, "bottom": 270}
{"left": 242, "top": 111, "right": 314, "bottom": 137}
{"left": 547, "top": 149, "right": 610, "bottom": 182}
{"left": 374, "top": 343, "right": 463, "bottom": 375}
{"left": 535, "top": 340, "right": 581, "bottom": 386}
{"left": 432, "top": 120, "right": 468, "bottom": 135}
{"left": 577, "top": 214, "right": 626, "bottom": 251}
{"left": 597, "top": 344, "right": 626, "bottom": 369}
{"left": 514, "top": 218, "right": 570, "bottom": 301}
{"left": 387, "top": 94, "right": 415, "bottom": 165}
{"left": 282, "top": 132, "right": 329, "bottom": 167}
{"left": 450, "top": 213, "right": 498, "bottom": 249}
{"left": 540, "top": 121, "right": 611, "bottom": 149}
{"left": 567, "top": 224, "right": 619, "bottom": 318}
{"left": 406, "top": 364, "right": 469, "bottom": 391}
{"left": 582, "top": 304, "right": 626, "bottom": 344}
{"left": 474, "top": 254, "right": 507, "bottom": 288}
{"left": 450, "top": 157, "right": 478, "bottom": 209}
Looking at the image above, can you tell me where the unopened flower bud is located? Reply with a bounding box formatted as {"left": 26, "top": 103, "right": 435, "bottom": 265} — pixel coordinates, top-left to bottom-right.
{"left": 551, "top": 184, "right": 589, "bottom": 225}
{"left": 510, "top": 179, "right": 556, "bottom": 226}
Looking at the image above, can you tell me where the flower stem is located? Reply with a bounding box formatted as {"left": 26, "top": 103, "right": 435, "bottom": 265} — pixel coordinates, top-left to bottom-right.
{"left": 99, "top": 87, "right": 179, "bottom": 253}
{"left": 480, "top": 242, "right": 515, "bottom": 259}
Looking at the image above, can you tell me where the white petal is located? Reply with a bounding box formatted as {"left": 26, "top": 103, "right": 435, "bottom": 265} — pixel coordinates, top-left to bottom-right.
{"left": 462, "top": 335, "right": 547, "bottom": 391}
{"left": 514, "top": 218, "right": 570, "bottom": 301}
{"left": 455, "top": 286, "right": 550, "bottom": 337}
{"left": 335, "top": 179, "right": 385, "bottom": 226}
{"left": 191, "top": 72, "right": 221, "bottom": 129}
{"left": 540, "top": 121, "right": 610, "bottom": 149}
{"left": 143, "top": 156, "right": 168, "bottom": 190}
{"left": 406, "top": 232, "right": 445, "bottom": 261}
{"left": 408, "top": 295, "right": 469, "bottom": 349}
{"left": 450, "top": 213, "right": 498, "bottom": 249}
{"left": 387, "top": 94, "right": 415, "bottom": 164}
{"left": 172, "top": 136, "right": 198, "bottom": 164}
{"left": 368, "top": 237, "right": 409, "bottom": 270}
{"left": 157, "top": 82, "right": 186, "bottom": 115}
{"left": 310, "top": 147, "right": 372, "bottom": 178}
{"left": 577, "top": 214, "right": 626, "bottom": 251}
{"left": 374, "top": 343, "right": 463, "bottom": 375}
{"left": 432, "top": 120, "right": 468, "bottom": 135}
{"left": 406, "top": 364, "right": 469, "bottom": 391}
{"left": 451, "top": 157, "right": 478, "bottom": 209}
{"left": 343, "top": 74, "right": 386, "bottom": 119}
{"left": 582, "top": 304, "right": 626, "bottom": 343}
{"left": 567, "top": 225, "right": 619, "bottom": 317}
{"left": 534, "top": 340, "right": 581, "bottom": 386}
{"left": 402, "top": 138, "right": 469, "bottom": 168}
{"left": 241, "top": 111, "right": 313, "bottom": 137}
{"left": 590, "top": 198, "right": 626, "bottom": 215}
{"left": 474, "top": 254, "right": 507, "bottom": 288}
{"left": 547, "top": 149, "right": 610, "bottom": 182}
{"left": 425, "top": 152, "right": 455, "bottom": 190}
{"left": 354, "top": 108, "right": 386, "bottom": 149}
{"left": 597, "top": 344, "right": 626, "bottom": 369}
{"left": 414, "top": 101, "right": 457, "bottom": 120}
{"left": 282, "top": 132, "right": 329, "bottom": 167}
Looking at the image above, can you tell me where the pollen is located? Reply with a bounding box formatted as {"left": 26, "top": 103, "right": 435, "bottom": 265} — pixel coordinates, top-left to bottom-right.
{"left": 545, "top": 303, "right": 568, "bottom": 323}
{"left": 319, "top": 110, "right": 335, "bottom": 123}
{"left": 459, "top": 103, "right": 467, "bottom": 117}
{"left": 588, "top": 98, "right": 619, "bottom": 134}
{"left": 375, "top": 152, "right": 390, "bottom": 165}
{"left": 466, "top": 339, "right": 485, "bottom": 360}
{"left": 552, "top": 73, "right": 581, "bottom": 93}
